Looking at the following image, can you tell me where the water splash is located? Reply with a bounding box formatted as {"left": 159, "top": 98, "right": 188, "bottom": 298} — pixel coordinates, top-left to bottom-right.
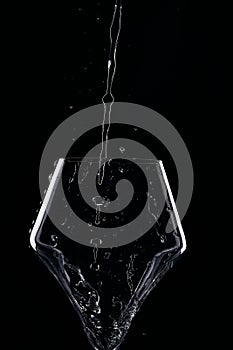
{"left": 126, "top": 254, "right": 137, "bottom": 295}
{"left": 98, "top": 0, "right": 123, "bottom": 185}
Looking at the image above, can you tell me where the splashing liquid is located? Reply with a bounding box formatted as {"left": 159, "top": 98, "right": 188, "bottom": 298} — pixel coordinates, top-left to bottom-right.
{"left": 98, "top": 0, "right": 123, "bottom": 185}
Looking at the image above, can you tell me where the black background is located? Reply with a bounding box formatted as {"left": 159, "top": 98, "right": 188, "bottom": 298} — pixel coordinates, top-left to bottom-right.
{"left": 12, "top": 0, "right": 225, "bottom": 348}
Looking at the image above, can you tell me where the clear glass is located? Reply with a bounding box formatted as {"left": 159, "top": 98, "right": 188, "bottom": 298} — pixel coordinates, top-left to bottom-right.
{"left": 30, "top": 157, "right": 186, "bottom": 350}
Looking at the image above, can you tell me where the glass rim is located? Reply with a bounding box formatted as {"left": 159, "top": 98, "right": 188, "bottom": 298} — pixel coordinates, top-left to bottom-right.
{"left": 60, "top": 157, "right": 162, "bottom": 165}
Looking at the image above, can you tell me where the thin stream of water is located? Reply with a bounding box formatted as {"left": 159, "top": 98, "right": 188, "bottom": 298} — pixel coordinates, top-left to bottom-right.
{"left": 98, "top": 0, "right": 123, "bottom": 186}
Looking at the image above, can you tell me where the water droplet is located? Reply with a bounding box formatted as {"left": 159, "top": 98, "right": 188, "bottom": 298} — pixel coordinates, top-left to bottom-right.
{"left": 92, "top": 196, "right": 104, "bottom": 206}
{"left": 104, "top": 252, "right": 111, "bottom": 259}
{"left": 69, "top": 177, "right": 74, "bottom": 184}
{"left": 51, "top": 234, "right": 58, "bottom": 247}
{"left": 97, "top": 281, "right": 102, "bottom": 289}
{"left": 90, "top": 263, "right": 100, "bottom": 271}
{"left": 61, "top": 217, "right": 67, "bottom": 226}
{"left": 160, "top": 236, "right": 165, "bottom": 243}
{"left": 90, "top": 238, "right": 102, "bottom": 246}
